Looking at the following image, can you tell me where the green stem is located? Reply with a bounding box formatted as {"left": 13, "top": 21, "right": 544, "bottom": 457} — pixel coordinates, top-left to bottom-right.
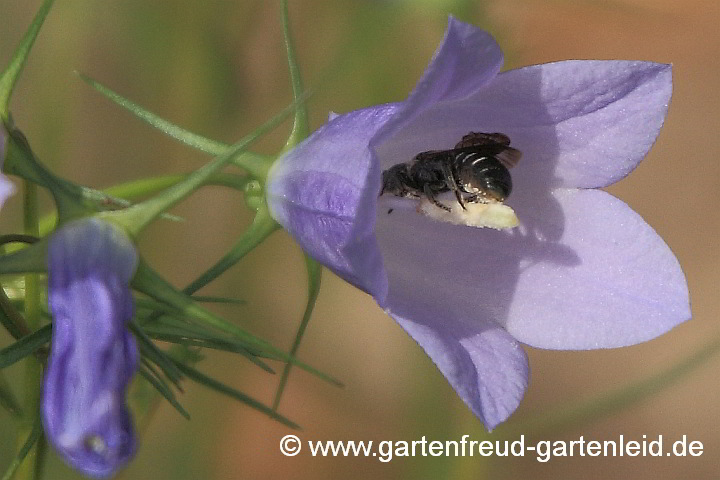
{"left": 4, "top": 128, "right": 85, "bottom": 220}
{"left": 0, "top": 372, "right": 22, "bottom": 418}
{"left": 181, "top": 205, "right": 278, "bottom": 295}
{"left": 77, "top": 73, "right": 273, "bottom": 179}
{"left": 2, "top": 416, "right": 42, "bottom": 480}
{"left": 102, "top": 102, "right": 293, "bottom": 237}
{"left": 280, "top": 0, "right": 309, "bottom": 149}
{"left": 498, "top": 336, "right": 720, "bottom": 440}
{"left": 132, "top": 262, "right": 342, "bottom": 386}
{"left": 0, "top": 0, "right": 56, "bottom": 119}
{"left": 31, "top": 172, "right": 251, "bottom": 238}
{"left": 15, "top": 181, "right": 44, "bottom": 480}
{"left": 271, "top": 0, "right": 319, "bottom": 413}
{"left": 272, "top": 256, "right": 322, "bottom": 410}
{"left": 0, "top": 287, "right": 32, "bottom": 340}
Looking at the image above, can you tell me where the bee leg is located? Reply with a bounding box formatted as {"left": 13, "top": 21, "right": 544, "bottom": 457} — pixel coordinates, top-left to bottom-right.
{"left": 441, "top": 162, "right": 466, "bottom": 210}
{"left": 453, "top": 189, "right": 466, "bottom": 210}
{"left": 423, "top": 184, "right": 451, "bottom": 212}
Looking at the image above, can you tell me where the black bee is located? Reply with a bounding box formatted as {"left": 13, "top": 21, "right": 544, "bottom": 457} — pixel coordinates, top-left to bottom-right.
{"left": 380, "top": 132, "right": 522, "bottom": 212}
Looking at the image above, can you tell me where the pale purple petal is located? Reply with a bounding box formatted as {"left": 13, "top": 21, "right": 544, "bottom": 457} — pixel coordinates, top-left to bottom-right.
{"left": 268, "top": 17, "right": 505, "bottom": 304}
{"left": 0, "top": 125, "right": 16, "bottom": 210}
{"left": 372, "top": 16, "right": 503, "bottom": 148}
{"left": 408, "top": 17, "right": 503, "bottom": 105}
{"left": 376, "top": 187, "right": 688, "bottom": 351}
{"left": 42, "top": 218, "right": 138, "bottom": 478}
{"left": 267, "top": 105, "right": 398, "bottom": 302}
{"left": 379, "top": 61, "right": 672, "bottom": 188}
{"left": 390, "top": 311, "right": 528, "bottom": 430}
{"left": 504, "top": 188, "right": 690, "bottom": 349}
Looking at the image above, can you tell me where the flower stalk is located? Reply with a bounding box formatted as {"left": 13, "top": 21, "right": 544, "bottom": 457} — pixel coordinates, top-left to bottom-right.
{"left": 15, "top": 179, "right": 44, "bottom": 480}
{"left": 0, "top": 0, "right": 56, "bottom": 120}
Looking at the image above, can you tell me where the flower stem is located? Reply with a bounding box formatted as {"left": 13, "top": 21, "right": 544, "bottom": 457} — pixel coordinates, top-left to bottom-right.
{"left": 77, "top": 72, "right": 273, "bottom": 180}
{"left": 280, "top": 0, "right": 309, "bottom": 149}
{"left": 0, "top": 0, "right": 56, "bottom": 120}
{"left": 498, "top": 336, "right": 720, "bottom": 440}
{"left": 14, "top": 181, "right": 44, "bottom": 480}
{"left": 181, "top": 204, "right": 279, "bottom": 295}
{"left": 103, "top": 101, "right": 294, "bottom": 237}
{"left": 272, "top": 255, "right": 322, "bottom": 410}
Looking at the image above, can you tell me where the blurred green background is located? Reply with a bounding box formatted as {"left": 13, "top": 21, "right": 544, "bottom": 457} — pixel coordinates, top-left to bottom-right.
{"left": 1, "top": 0, "right": 719, "bottom": 479}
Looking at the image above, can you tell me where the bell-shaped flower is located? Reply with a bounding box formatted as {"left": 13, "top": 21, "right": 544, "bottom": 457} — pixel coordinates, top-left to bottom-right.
{"left": 266, "top": 17, "right": 690, "bottom": 429}
{"left": 0, "top": 124, "right": 16, "bottom": 210}
{"left": 42, "top": 218, "right": 139, "bottom": 478}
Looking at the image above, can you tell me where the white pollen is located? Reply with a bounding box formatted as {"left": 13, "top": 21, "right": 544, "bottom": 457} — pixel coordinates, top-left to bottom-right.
{"left": 418, "top": 196, "right": 519, "bottom": 230}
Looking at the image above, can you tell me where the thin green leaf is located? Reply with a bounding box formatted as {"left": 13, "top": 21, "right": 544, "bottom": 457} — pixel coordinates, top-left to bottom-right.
{"left": 76, "top": 73, "right": 274, "bottom": 177}
{"left": 1, "top": 414, "right": 42, "bottom": 480}
{"left": 499, "top": 336, "right": 720, "bottom": 440}
{"left": 171, "top": 359, "right": 299, "bottom": 430}
{"left": 0, "top": 325, "right": 51, "bottom": 369}
{"left": 0, "top": 287, "right": 29, "bottom": 340}
{"left": 280, "top": 0, "right": 310, "bottom": 148}
{"left": 128, "top": 322, "right": 183, "bottom": 386}
{"left": 0, "top": 0, "right": 56, "bottom": 117}
{"left": 132, "top": 261, "right": 343, "bottom": 387}
{"left": 0, "top": 371, "right": 22, "bottom": 417}
{"left": 103, "top": 172, "right": 252, "bottom": 202}
{"left": 142, "top": 329, "right": 274, "bottom": 374}
{"left": 136, "top": 301, "right": 247, "bottom": 344}
{"left": 101, "top": 94, "right": 299, "bottom": 235}
{"left": 129, "top": 345, "right": 200, "bottom": 430}
{"left": 0, "top": 239, "right": 48, "bottom": 275}
{"left": 134, "top": 297, "right": 186, "bottom": 318}
{"left": 138, "top": 313, "right": 274, "bottom": 373}
{"left": 181, "top": 205, "right": 278, "bottom": 295}
{"left": 137, "top": 364, "right": 190, "bottom": 420}
{"left": 273, "top": 256, "right": 323, "bottom": 410}
{"left": 76, "top": 72, "right": 227, "bottom": 156}
{"left": 133, "top": 262, "right": 279, "bottom": 355}
{"left": 191, "top": 296, "right": 247, "bottom": 306}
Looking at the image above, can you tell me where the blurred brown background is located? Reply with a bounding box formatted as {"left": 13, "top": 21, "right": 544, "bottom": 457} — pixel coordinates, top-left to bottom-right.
{"left": 1, "top": 0, "right": 718, "bottom": 479}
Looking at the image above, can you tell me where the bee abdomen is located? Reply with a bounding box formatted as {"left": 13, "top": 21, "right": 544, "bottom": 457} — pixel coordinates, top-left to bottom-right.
{"left": 455, "top": 151, "right": 512, "bottom": 201}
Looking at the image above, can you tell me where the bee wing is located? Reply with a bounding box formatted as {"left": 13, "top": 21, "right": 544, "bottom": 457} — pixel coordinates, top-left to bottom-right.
{"left": 496, "top": 147, "right": 522, "bottom": 169}
{"left": 455, "top": 132, "right": 511, "bottom": 149}
{"left": 413, "top": 149, "right": 449, "bottom": 162}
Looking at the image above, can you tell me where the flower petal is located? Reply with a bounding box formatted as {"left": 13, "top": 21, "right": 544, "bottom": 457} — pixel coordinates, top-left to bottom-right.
{"left": 267, "top": 105, "right": 398, "bottom": 302}
{"left": 390, "top": 310, "right": 528, "bottom": 430}
{"left": 42, "top": 218, "right": 138, "bottom": 478}
{"left": 504, "top": 188, "right": 690, "bottom": 349}
{"left": 268, "top": 18, "right": 504, "bottom": 303}
{"left": 373, "top": 17, "right": 503, "bottom": 149}
{"left": 486, "top": 60, "right": 672, "bottom": 189}
{"left": 376, "top": 186, "right": 688, "bottom": 351}
{"left": 385, "top": 60, "right": 671, "bottom": 189}
{"left": 411, "top": 17, "right": 503, "bottom": 104}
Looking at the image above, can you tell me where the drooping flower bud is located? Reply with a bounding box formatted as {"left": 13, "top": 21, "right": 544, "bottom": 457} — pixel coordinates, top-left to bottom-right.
{"left": 42, "top": 218, "right": 138, "bottom": 478}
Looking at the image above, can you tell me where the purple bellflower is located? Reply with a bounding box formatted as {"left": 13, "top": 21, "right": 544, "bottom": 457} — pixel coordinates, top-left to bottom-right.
{"left": 0, "top": 124, "right": 16, "bottom": 209}
{"left": 42, "top": 218, "right": 139, "bottom": 478}
{"left": 266, "top": 18, "right": 690, "bottom": 429}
